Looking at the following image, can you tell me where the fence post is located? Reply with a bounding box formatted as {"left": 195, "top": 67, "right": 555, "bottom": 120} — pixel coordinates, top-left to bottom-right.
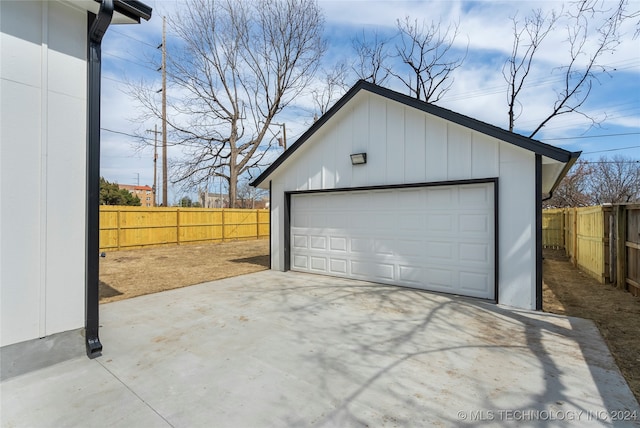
{"left": 176, "top": 208, "right": 181, "bottom": 245}
{"left": 560, "top": 210, "right": 565, "bottom": 250}
{"left": 222, "top": 209, "right": 226, "bottom": 241}
{"left": 609, "top": 213, "right": 615, "bottom": 284}
{"left": 616, "top": 204, "right": 626, "bottom": 290}
{"left": 573, "top": 208, "right": 578, "bottom": 267}
{"left": 255, "top": 210, "right": 259, "bottom": 240}
{"left": 117, "top": 209, "right": 121, "bottom": 251}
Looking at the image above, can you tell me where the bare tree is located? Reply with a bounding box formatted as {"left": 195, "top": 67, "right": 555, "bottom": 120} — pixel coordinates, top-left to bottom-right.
{"left": 543, "top": 159, "right": 593, "bottom": 208}
{"left": 505, "top": 0, "right": 630, "bottom": 137}
{"left": 128, "top": 0, "right": 325, "bottom": 207}
{"left": 311, "top": 62, "right": 350, "bottom": 116}
{"left": 590, "top": 155, "right": 640, "bottom": 204}
{"left": 503, "top": 9, "right": 559, "bottom": 132}
{"left": 392, "top": 17, "right": 466, "bottom": 103}
{"left": 352, "top": 29, "right": 393, "bottom": 85}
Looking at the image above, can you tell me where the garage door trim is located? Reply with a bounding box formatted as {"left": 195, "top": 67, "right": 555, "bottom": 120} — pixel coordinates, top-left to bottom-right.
{"left": 284, "top": 177, "right": 499, "bottom": 303}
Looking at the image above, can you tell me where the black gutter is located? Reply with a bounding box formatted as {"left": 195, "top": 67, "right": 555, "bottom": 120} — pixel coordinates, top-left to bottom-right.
{"left": 250, "top": 80, "right": 581, "bottom": 188}
{"left": 85, "top": 0, "right": 114, "bottom": 358}
{"left": 93, "top": 0, "right": 152, "bottom": 22}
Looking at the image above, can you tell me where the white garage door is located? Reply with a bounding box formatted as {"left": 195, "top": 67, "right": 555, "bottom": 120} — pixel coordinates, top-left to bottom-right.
{"left": 290, "top": 183, "right": 496, "bottom": 300}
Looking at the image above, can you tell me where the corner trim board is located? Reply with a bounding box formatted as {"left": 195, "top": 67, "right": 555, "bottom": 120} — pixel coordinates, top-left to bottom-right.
{"left": 535, "top": 154, "right": 543, "bottom": 310}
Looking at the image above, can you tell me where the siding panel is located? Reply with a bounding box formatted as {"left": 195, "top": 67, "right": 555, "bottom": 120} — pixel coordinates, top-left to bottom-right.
{"left": 404, "top": 107, "right": 426, "bottom": 183}
{"left": 447, "top": 123, "right": 472, "bottom": 180}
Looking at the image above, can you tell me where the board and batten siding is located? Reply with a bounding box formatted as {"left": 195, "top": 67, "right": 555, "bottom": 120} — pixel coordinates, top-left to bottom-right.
{"left": 269, "top": 91, "right": 537, "bottom": 310}
{"left": 1, "top": 1, "right": 87, "bottom": 346}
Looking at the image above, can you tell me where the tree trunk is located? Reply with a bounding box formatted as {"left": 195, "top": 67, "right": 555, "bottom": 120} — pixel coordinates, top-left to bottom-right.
{"left": 229, "top": 150, "right": 238, "bottom": 208}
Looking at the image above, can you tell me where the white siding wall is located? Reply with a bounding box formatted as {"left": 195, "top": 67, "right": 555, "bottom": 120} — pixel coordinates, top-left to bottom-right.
{"left": 0, "top": 1, "right": 87, "bottom": 346}
{"left": 268, "top": 92, "right": 536, "bottom": 310}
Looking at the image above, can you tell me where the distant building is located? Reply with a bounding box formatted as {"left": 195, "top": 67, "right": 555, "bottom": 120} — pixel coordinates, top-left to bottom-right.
{"left": 242, "top": 198, "right": 269, "bottom": 210}
{"left": 199, "top": 192, "right": 229, "bottom": 208}
{"left": 199, "top": 191, "right": 269, "bottom": 208}
{"left": 119, "top": 184, "right": 155, "bottom": 207}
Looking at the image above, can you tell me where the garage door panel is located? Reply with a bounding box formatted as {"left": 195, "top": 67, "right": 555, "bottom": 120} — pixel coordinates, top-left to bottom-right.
{"left": 426, "top": 214, "right": 453, "bottom": 233}
{"left": 459, "top": 214, "right": 490, "bottom": 233}
{"left": 373, "top": 238, "right": 395, "bottom": 255}
{"left": 330, "top": 258, "right": 347, "bottom": 274}
{"left": 330, "top": 237, "right": 347, "bottom": 251}
{"left": 310, "top": 236, "right": 327, "bottom": 250}
{"left": 327, "top": 213, "right": 348, "bottom": 228}
{"left": 293, "top": 213, "right": 309, "bottom": 228}
{"left": 293, "top": 255, "right": 308, "bottom": 270}
{"left": 459, "top": 271, "right": 491, "bottom": 294}
{"left": 395, "top": 239, "right": 423, "bottom": 257}
{"left": 459, "top": 243, "right": 489, "bottom": 263}
{"left": 427, "top": 241, "right": 454, "bottom": 260}
{"left": 373, "top": 263, "right": 395, "bottom": 281}
{"left": 459, "top": 185, "right": 490, "bottom": 205}
{"left": 293, "top": 235, "right": 308, "bottom": 249}
{"left": 291, "top": 183, "right": 495, "bottom": 300}
{"left": 350, "top": 238, "right": 372, "bottom": 253}
{"left": 426, "top": 268, "right": 454, "bottom": 288}
{"left": 398, "top": 265, "right": 423, "bottom": 284}
{"left": 399, "top": 213, "right": 426, "bottom": 231}
{"left": 427, "top": 187, "right": 454, "bottom": 205}
{"left": 310, "top": 256, "right": 327, "bottom": 271}
{"left": 350, "top": 260, "right": 368, "bottom": 277}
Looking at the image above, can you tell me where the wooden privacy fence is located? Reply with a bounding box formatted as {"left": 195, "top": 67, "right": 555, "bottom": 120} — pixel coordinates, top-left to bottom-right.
{"left": 100, "top": 206, "right": 269, "bottom": 251}
{"left": 542, "top": 204, "right": 639, "bottom": 296}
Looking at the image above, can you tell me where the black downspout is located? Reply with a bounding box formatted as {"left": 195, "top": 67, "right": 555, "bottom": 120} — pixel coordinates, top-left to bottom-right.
{"left": 268, "top": 180, "right": 272, "bottom": 269}
{"left": 86, "top": 0, "right": 114, "bottom": 357}
{"left": 535, "top": 154, "right": 543, "bottom": 311}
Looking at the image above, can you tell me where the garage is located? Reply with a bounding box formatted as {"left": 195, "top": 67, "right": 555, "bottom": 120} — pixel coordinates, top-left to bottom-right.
{"left": 251, "top": 80, "right": 580, "bottom": 310}
{"left": 290, "top": 182, "right": 496, "bottom": 300}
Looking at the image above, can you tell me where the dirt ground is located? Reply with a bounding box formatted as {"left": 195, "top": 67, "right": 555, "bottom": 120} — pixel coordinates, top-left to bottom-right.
{"left": 543, "top": 249, "right": 640, "bottom": 404}
{"left": 100, "top": 241, "right": 639, "bottom": 404}
{"left": 99, "top": 239, "right": 270, "bottom": 303}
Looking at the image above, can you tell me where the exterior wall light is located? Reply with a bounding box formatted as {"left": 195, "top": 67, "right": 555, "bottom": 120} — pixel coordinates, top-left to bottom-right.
{"left": 350, "top": 153, "right": 367, "bottom": 165}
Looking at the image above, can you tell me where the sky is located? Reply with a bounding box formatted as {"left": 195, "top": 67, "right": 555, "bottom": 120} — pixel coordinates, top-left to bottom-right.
{"left": 100, "top": 0, "right": 640, "bottom": 204}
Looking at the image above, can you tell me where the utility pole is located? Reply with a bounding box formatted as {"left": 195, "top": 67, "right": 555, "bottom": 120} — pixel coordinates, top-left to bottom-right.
{"left": 146, "top": 124, "right": 160, "bottom": 206}
{"left": 275, "top": 122, "right": 287, "bottom": 150}
{"left": 161, "top": 16, "right": 168, "bottom": 207}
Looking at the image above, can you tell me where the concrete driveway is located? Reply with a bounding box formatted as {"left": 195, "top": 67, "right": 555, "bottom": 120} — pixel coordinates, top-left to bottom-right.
{"left": 2, "top": 271, "right": 639, "bottom": 427}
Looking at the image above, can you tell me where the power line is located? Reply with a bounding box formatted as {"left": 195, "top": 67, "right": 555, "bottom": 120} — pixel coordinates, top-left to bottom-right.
{"left": 544, "top": 132, "right": 640, "bottom": 141}
{"left": 108, "top": 27, "right": 157, "bottom": 48}
{"left": 583, "top": 145, "right": 640, "bottom": 154}
{"left": 103, "top": 51, "right": 158, "bottom": 72}
{"left": 101, "top": 127, "right": 147, "bottom": 139}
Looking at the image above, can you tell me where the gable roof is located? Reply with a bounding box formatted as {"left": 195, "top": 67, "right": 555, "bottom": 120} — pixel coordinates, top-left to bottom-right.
{"left": 250, "top": 80, "right": 580, "bottom": 189}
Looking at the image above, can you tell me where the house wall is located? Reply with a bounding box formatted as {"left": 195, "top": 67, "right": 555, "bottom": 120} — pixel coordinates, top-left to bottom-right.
{"left": 268, "top": 92, "right": 537, "bottom": 310}
{"left": 0, "top": 1, "right": 87, "bottom": 346}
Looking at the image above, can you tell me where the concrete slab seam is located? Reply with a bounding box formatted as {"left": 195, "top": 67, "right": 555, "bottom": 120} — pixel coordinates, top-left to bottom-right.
{"left": 96, "top": 358, "right": 175, "bottom": 427}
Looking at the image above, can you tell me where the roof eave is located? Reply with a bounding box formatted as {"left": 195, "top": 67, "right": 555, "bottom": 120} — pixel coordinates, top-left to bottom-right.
{"left": 548, "top": 151, "right": 581, "bottom": 196}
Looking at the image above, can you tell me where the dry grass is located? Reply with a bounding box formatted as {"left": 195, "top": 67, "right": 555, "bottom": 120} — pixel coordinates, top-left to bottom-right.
{"left": 99, "top": 239, "right": 269, "bottom": 303}
{"left": 543, "top": 249, "right": 640, "bottom": 404}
